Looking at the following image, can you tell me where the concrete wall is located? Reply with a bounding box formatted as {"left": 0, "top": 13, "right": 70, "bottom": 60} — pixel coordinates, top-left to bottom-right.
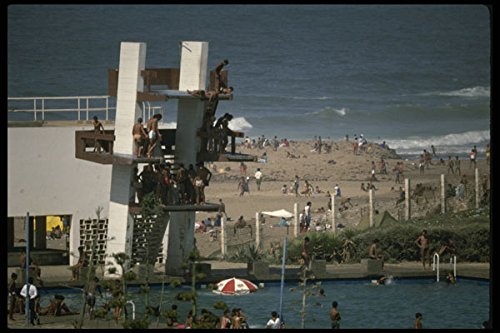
{"left": 8, "top": 126, "right": 112, "bottom": 263}
{"left": 8, "top": 126, "right": 112, "bottom": 218}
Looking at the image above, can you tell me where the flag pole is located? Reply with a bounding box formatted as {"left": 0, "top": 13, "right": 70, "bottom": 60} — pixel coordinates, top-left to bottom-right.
{"left": 25, "top": 212, "right": 30, "bottom": 326}
{"left": 279, "top": 237, "right": 287, "bottom": 327}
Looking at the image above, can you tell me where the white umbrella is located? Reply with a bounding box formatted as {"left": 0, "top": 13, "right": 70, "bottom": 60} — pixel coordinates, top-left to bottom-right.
{"left": 261, "top": 209, "right": 294, "bottom": 219}
{"left": 212, "top": 277, "right": 258, "bottom": 295}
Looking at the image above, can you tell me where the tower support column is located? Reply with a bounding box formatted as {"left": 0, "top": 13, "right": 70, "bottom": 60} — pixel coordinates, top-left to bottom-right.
{"left": 105, "top": 42, "right": 146, "bottom": 277}
{"left": 164, "top": 41, "right": 209, "bottom": 275}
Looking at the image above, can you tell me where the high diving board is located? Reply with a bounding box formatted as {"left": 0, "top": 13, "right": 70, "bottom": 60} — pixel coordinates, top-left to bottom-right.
{"left": 152, "top": 89, "right": 192, "bottom": 98}
{"left": 108, "top": 67, "right": 230, "bottom": 99}
{"left": 141, "top": 89, "right": 233, "bottom": 101}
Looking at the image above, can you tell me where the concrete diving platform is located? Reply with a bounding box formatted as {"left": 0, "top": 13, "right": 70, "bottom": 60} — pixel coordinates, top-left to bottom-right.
{"left": 76, "top": 128, "right": 256, "bottom": 165}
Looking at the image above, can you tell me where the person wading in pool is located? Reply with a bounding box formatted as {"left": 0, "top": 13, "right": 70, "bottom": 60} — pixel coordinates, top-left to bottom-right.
{"left": 329, "top": 301, "right": 341, "bottom": 329}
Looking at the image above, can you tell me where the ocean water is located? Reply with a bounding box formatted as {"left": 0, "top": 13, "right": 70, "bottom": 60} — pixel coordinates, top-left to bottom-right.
{"left": 8, "top": 5, "right": 491, "bottom": 157}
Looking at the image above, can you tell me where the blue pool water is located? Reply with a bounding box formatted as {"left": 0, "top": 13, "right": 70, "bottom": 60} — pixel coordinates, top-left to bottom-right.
{"left": 38, "top": 278, "right": 489, "bottom": 329}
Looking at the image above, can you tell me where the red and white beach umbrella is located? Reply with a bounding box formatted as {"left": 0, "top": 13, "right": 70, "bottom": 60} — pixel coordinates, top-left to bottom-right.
{"left": 213, "top": 277, "right": 258, "bottom": 295}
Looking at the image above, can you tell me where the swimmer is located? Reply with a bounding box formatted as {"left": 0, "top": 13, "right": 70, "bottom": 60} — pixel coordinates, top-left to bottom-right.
{"left": 372, "top": 275, "right": 393, "bottom": 285}
{"left": 445, "top": 271, "right": 456, "bottom": 284}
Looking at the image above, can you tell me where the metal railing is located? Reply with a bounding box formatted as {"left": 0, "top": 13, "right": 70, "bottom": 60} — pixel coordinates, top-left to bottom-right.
{"left": 8, "top": 95, "right": 116, "bottom": 122}
{"left": 432, "top": 252, "right": 457, "bottom": 282}
{"left": 141, "top": 101, "right": 164, "bottom": 121}
{"left": 8, "top": 96, "right": 167, "bottom": 123}
{"left": 432, "top": 253, "right": 440, "bottom": 282}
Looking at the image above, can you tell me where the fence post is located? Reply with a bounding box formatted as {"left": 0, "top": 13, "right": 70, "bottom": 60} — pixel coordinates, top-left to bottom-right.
{"left": 404, "top": 178, "right": 411, "bottom": 221}
{"left": 369, "top": 189, "right": 374, "bottom": 227}
{"left": 294, "top": 202, "right": 298, "bottom": 237}
{"left": 441, "top": 174, "right": 446, "bottom": 214}
{"left": 220, "top": 217, "right": 226, "bottom": 257}
{"left": 475, "top": 168, "right": 479, "bottom": 209}
{"left": 255, "top": 212, "right": 260, "bottom": 249}
{"left": 331, "top": 195, "right": 336, "bottom": 233}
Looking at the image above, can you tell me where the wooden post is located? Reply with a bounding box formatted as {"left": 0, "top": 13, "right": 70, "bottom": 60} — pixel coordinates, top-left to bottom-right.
{"left": 441, "top": 174, "right": 446, "bottom": 214}
{"left": 294, "top": 203, "right": 298, "bottom": 237}
{"left": 331, "top": 195, "right": 336, "bottom": 233}
{"left": 255, "top": 212, "right": 261, "bottom": 249}
{"left": 220, "top": 217, "right": 226, "bottom": 257}
{"left": 404, "top": 178, "right": 411, "bottom": 221}
{"left": 7, "top": 217, "right": 15, "bottom": 250}
{"left": 34, "top": 216, "right": 47, "bottom": 250}
{"left": 475, "top": 168, "right": 479, "bottom": 209}
{"left": 369, "top": 189, "right": 374, "bottom": 228}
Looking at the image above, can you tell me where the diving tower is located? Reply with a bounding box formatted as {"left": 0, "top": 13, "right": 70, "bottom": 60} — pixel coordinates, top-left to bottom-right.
{"left": 75, "top": 41, "right": 255, "bottom": 277}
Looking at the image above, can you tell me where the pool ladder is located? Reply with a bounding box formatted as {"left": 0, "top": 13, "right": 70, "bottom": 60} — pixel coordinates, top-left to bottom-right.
{"left": 432, "top": 253, "right": 457, "bottom": 282}
{"left": 126, "top": 300, "right": 136, "bottom": 320}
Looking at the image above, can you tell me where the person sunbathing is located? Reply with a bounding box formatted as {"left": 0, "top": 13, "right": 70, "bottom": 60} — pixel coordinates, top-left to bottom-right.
{"left": 40, "top": 295, "right": 77, "bottom": 316}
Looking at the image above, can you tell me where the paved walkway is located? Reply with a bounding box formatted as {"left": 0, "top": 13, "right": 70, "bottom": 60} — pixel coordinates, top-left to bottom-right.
{"left": 7, "top": 260, "right": 490, "bottom": 287}
{"left": 7, "top": 261, "right": 489, "bottom": 329}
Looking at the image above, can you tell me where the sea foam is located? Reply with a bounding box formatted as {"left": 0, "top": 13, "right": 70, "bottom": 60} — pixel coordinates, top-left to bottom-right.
{"left": 435, "top": 86, "right": 490, "bottom": 98}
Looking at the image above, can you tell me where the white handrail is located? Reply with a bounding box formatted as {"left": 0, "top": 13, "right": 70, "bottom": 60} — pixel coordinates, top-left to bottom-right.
{"left": 8, "top": 95, "right": 116, "bottom": 122}
{"left": 452, "top": 255, "right": 456, "bottom": 278}
{"left": 126, "top": 300, "right": 136, "bottom": 320}
{"left": 432, "top": 252, "right": 440, "bottom": 282}
{"left": 9, "top": 95, "right": 164, "bottom": 123}
{"left": 433, "top": 253, "right": 457, "bottom": 282}
{"left": 279, "top": 238, "right": 287, "bottom": 323}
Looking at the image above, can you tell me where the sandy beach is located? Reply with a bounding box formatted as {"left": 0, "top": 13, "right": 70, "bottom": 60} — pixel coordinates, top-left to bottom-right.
{"left": 14, "top": 136, "right": 489, "bottom": 261}
{"left": 194, "top": 139, "right": 490, "bottom": 258}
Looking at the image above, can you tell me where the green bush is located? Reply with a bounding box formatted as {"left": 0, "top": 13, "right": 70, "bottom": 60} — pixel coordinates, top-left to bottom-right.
{"left": 175, "top": 290, "right": 196, "bottom": 301}
{"left": 123, "top": 317, "right": 150, "bottom": 329}
{"left": 285, "top": 209, "right": 490, "bottom": 264}
{"left": 226, "top": 244, "right": 264, "bottom": 262}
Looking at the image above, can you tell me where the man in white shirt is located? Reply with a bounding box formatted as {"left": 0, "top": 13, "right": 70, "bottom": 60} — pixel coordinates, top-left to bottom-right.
{"left": 20, "top": 277, "right": 39, "bottom": 325}
{"left": 304, "top": 201, "right": 312, "bottom": 229}
{"left": 266, "top": 311, "right": 281, "bottom": 329}
{"left": 299, "top": 209, "right": 306, "bottom": 232}
{"left": 255, "top": 168, "right": 263, "bottom": 191}
{"left": 334, "top": 184, "right": 341, "bottom": 197}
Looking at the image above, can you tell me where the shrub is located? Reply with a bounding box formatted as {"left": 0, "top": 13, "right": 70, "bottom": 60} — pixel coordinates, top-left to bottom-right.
{"left": 286, "top": 209, "right": 489, "bottom": 264}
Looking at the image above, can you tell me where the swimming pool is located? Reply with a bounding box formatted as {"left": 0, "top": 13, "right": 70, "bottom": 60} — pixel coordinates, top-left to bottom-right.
{"left": 39, "top": 278, "right": 489, "bottom": 329}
